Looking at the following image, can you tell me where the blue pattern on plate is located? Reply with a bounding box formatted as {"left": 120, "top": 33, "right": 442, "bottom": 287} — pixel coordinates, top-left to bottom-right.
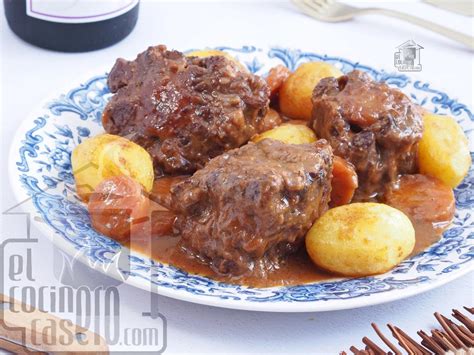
{"left": 15, "top": 47, "right": 474, "bottom": 303}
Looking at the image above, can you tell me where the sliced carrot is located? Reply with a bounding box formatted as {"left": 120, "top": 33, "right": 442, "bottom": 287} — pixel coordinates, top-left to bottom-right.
{"left": 89, "top": 175, "right": 177, "bottom": 242}
{"left": 88, "top": 175, "right": 150, "bottom": 241}
{"left": 330, "top": 156, "right": 358, "bottom": 207}
{"left": 266, "top": 65, "right": 291, "bottom": 98}
{"left": 385, "top": 174, "right": 455, "bottom": 234}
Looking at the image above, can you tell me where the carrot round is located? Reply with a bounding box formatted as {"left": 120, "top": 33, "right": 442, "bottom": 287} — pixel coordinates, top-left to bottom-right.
{"left": 89, "top": 175, "right": 177, "bottom": 242}
{"left": 330, "top": 156, "right": 358, "bottom": 207}
{"left": 385, "top": 174, "right": 455, "bottom": 234}
{"left": 265, "top": 65, "right": 291, "bottom": 98}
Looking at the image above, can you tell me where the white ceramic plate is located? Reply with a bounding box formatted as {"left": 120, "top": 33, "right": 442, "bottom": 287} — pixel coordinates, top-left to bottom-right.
{"left": 9, "top": 46, "right": 474, "bottom": 312}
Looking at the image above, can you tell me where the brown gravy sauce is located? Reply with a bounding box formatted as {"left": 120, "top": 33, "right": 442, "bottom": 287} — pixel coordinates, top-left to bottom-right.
{"left": 127, "top": 212, "right": 442, "bottom": 288}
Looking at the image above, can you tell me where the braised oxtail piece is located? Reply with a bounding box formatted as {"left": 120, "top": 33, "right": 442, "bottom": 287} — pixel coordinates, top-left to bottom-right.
{"left": 171, "top": 139, "right": 333, "bottom": 277}
{"left": 311, "top": 70, "right": 423, "bottom": 201}
{"left": 103, "top": 45, "right": 270, "bottom": 176}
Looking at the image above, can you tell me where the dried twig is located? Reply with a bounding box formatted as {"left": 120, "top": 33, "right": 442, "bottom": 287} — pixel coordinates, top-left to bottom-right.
{"left": 343, "top": 307, "right": 473, "bottom": 354}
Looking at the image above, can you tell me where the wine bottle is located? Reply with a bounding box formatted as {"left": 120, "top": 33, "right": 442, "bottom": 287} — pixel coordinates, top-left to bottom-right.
{"left": 3, "top": 0, "right": 139, "bottom": 52}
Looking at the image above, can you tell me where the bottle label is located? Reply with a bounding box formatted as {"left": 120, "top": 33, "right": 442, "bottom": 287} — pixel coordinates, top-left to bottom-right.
{"left": 26, "top": 0, "right": 139, "bottom": 24}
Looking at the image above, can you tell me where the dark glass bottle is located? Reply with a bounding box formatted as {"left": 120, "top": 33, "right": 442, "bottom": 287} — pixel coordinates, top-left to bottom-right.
{"left": 3, "top": 0, "right": 139, "bottom": 52}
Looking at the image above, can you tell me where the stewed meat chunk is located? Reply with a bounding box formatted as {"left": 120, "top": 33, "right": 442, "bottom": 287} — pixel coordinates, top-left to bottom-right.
{"left": 311, "top": 70, "right": 423, "bottom": 201}
{"left": 171, "top": 139, "right": 333, "bottom": 277}
{"left": 103, "top": 45, "right": 270, "bottom": 176}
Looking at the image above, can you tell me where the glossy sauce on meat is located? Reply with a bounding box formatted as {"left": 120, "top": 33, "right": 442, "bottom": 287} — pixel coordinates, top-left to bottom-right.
{"left": 127, "top": 174, "right": 450, "bottom": 288}
{"left": 171, "top": 139, "right": 333, "bottom": 277}
{"left": 103, "top": 45, "right": 270, "bottom": 176}
{"left": 311, "top": 70, "right": 423, "bottom": 201}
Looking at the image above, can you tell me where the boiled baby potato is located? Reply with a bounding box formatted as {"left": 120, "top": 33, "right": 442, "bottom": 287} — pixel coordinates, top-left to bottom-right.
{"left": 279, "top": 61, "right": 343, "bottom": 120}
{"left": 306, "top": 203, "right": 415, "bottom": 276}
{"left": 71, "top": 134, "right": 116, "bottom": 200}
{"left": 252, "top": 123, "right": 317, "bottom": 145}
{"left": 187, "top": 49, "right": 233, "bottom": 59}
{"left": 418, "top": 113, "right": 471, "bottom": 188}
{"left": 72, "top": 134, "right": 154, "bottom": 201}
{"left": 186, "top": 49, "right": 247, "bottom": 71}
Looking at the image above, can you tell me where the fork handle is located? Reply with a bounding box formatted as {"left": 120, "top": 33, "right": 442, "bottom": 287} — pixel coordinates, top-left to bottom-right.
{"left": 361, "top": 7, "right": 474, "bottom": 50}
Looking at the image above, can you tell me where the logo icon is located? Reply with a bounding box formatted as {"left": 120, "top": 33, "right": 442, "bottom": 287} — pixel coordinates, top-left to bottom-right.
{"left": 394, "top": 40, "right": 423, "bottom": 72}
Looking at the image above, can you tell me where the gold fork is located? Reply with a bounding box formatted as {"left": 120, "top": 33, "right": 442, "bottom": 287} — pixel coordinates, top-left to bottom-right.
{"left": 292, "top": 0, "right": 474, "bottom": 50}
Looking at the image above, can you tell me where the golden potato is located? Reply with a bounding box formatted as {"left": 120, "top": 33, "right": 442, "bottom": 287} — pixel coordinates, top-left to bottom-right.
{"left": 252, "top": 123, "right": 317, "bottom": 145}
{"left": 279, "top": 62, "right": 343, "bottom": 120}
{"left": 71, "top": 134, "right": 116, "bottom": 200}
{"left": 418, "top": 113, "right": 471, "bottom": 188}
{"left": 306, "top": 203, "right": 415, "bottom": 276}
{"left": 72, "top": 134, "right": 154, "bottom": 201}
{"left": 186, "top": 49, "right": 247, "bottom": 71}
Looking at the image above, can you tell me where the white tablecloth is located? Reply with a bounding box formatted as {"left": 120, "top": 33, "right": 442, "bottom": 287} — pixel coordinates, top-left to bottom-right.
{"left": 1, "top": 1, "right": 473, "bottom": 353}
